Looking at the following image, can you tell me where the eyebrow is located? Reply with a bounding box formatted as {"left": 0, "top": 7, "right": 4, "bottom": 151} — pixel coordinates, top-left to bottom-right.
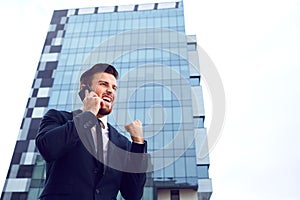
{"left": 98, "top": 80, "right": 118, "bottom": 90}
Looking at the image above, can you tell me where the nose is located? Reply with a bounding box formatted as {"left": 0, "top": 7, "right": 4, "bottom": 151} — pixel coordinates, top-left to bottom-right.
{"left": 106, "top": 85, "right": 113, "bottom": 94}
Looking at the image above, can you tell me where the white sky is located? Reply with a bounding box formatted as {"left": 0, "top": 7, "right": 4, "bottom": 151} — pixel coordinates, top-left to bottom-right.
{"left": 0, "top": 0, "right": 300, "bottom": 199}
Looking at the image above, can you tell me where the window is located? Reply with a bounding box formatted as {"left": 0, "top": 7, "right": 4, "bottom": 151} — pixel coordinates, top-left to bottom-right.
{"left": 193, "top": 116, "right": 204, "bottom": 128}
{"left": 174, "top": 157, "right": 185, "bottom": 177}
{"left": 170, "top": 190, "right": 180, "bottom": 200}
{"left": 187, "top": 42, "right": 196, "bottom": 51}
{"left": 186, "top": 157, "right": 197, "bottom": 177}
{"left": 190, "top": 76, "right": 200, "bottom": 86}
{"left": 197, "top": 165, "right": 209, "bottom": 179}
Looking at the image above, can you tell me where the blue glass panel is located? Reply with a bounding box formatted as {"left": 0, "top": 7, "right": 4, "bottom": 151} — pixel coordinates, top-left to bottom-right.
{"left": 164, "top": 163, "right": 174, "bottom": 178}
{"left": 154, "top": 132, "right": 163, "bottom": 150}
{"left": 169, "top": 16, "right": 177, "bottom": 27}
{"left": 161, "top": 17, "right": 168, "bottom": 27}
{"left": 135, "top": 108, "right": 145, "bottom": 124}
{"left": 193, "top": 117, "right": 204, "bottom": 128}
{"left": 186, "top": 157, "right": 197, "bottom": 177}
{"left": 110, "top": 20, "right": 118, "bottom": 30}
{"left": 162, "top": 123, "right": 172, "bottom": 131}
{"left": 190, "top": 77, "right": 200, "bottom": 86}
{"left": 54, "top": 71, "right": 63, "bottom": 85}
{"left": 95, "top": 21, "right": 103, "bottom": 32}
{"left": 172, "top": 123, "right": 180, "bottom": 132}
{"left": 144, "top": 87, "right": 154, "bottom": 100}
{"left": 75, "top": 53, "right": 84, "bottom": 64}
{"left": 58, "top": 90, "right": 68, "bottom": 105}
{"left": 153, "top": 168, "right": 163, "bottom": 178}
{"left": 174, "top": 157, "right": 185, "bottom": 177}
{"left": 184, "top": 148, "right": 196, "bottom": 157}
{"left": 172, "top": 107, "right": 182, "bottom": 123}
{"left": 153, "top": 86, "right": 163, "bottom": 101}
{"left": 138, "top": 50, "right": 146, "bottom": 60}
{"left": 197, "top": 165, "right": 209, "bottom": 179}
{"left": 135, "top": 101, "right": 145, "bottom": 108}
{"left": 49, "top": 91, "right": 59, "bottom": 105}
{"left": 163, "top": 131, "right": 173, "bottom": 146}
{"left": 147, "top": 137, "right": 154, "bottom": 150}
{"left": 62, "top": 71, "right": 72, "bottom": 84}
{"left": 163, "top": 100, "right": 172, "bottom": 107}
{"left": 71, "top": 70, "right": 80, "bottom": 84}
{"left": 73, "top": 22, "right": 82, "bottom": 33}
{"left": 136, "top": 87, "right": 145, "bottom": 101}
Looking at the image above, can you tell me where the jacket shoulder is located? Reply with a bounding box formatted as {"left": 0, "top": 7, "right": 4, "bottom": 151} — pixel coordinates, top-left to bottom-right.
{"left": 44, "top": 109, "right": 73, "bottom": 121}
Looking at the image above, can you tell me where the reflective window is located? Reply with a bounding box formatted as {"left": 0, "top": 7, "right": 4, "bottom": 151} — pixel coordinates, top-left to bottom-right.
{"left": 174, "top": 157, "right": 185, "bottom": 177}
{"left": 190, "top": 76, "right": 200, "bottom": 86}
{"left": 187, "top": 43, "right": 197, "bottom": 51}
{"left": 58, "top": 90, "right": 68, "bottom": 105}
{"left": 193, "top": 116, "right": 204, "bottom": 128}
{"left": 163, "top": 131, "right": 173, "bottom": 147}
{"left": 62, "top": 71, "right": 72, "bottom": 84}
{"left": 154, "top": 132, "right": 163, "bottom": 150}
{"left": 197, "top": 165, "right": 209, "bottom": 179}
{"left": 186, "top": 157, "right": 197, "bottom": 177}
{"left": 172, "top": 107, "right": 182, "bottom": 123}
{"left": 49, "top": 91, "right": 59, "bottom": 105}
{"left": 53, "top": 71, "right": 63, "bottom": 85}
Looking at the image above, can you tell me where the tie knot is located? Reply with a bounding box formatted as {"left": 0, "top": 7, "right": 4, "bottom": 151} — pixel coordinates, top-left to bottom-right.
{"left": 98, "top": 119, "right": 105, "bottom": 129}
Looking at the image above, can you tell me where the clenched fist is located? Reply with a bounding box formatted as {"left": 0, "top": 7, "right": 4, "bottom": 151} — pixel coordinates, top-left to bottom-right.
{"left": 125, "top": 120, "right": 144, "bottom": 143}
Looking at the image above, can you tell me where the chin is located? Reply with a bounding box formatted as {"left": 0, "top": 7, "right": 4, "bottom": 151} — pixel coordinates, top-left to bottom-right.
{"left": 98, "top": 108, "right": 112, "bottom": 116}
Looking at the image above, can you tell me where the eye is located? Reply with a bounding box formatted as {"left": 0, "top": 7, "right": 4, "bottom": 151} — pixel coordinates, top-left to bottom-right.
{"left": 98, "top": 81, "right": 108, "bottom": 86}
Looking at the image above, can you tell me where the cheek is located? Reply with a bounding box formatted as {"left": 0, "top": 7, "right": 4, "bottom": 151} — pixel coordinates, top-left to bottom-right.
{"left": 94, "top": 87, "right": 104, "bottom": 95}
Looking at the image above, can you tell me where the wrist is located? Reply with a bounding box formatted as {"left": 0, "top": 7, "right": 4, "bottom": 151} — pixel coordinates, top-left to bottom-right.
{"left": 131, "top": 135, "right": 144, "bottom": 144}
{"left": 81, "top": 107, "right": 97, "bottom": 116}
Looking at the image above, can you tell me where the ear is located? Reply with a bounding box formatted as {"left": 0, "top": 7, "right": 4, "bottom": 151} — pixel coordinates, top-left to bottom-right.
{"left": 80, "top": 84, "right": 86, "bottom": 90}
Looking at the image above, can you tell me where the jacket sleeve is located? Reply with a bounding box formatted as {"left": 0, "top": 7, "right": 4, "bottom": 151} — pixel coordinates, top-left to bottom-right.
{"left": 120, "top": 142, "right": 149, "bottom": 200}
{"left": 36, "top": 109, "right": 98, "bottom": 162}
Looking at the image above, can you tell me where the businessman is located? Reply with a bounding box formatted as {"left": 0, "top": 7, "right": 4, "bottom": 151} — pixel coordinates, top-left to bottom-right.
{"left": 36, "top": 63, "right": 147, "bottom": 200}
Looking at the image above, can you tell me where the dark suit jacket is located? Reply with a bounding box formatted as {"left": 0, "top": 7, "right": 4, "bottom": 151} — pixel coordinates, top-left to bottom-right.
{"left": 36, "top": 109, "right": 147, "bottom": 200}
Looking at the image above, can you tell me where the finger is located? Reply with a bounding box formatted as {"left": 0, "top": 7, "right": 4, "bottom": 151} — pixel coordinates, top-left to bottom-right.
{"left": 85, "top": 89, "right": 90, "bottom": 98}
{"left": 124, "top": 125, "right": 130, "bottom": 132}
{"left": 99, "top": 99, "right": 105, "bottom": 108}
{"left": 135, "top": 120, "right": 142, "bottom": 126}
{"left": 89, "top": 90, "right": 99, "bottom": 97}
{"left": 124, "top": 122, "right": 132, "bottom": 129}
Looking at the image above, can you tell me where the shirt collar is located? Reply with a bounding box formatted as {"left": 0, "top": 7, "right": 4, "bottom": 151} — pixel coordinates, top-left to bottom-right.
{"left": 98, "top": 115, "right": 108, "bottom": 129}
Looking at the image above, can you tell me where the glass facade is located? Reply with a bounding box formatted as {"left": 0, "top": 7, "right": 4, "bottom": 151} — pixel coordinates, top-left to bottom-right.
{"left": 1, "top": 2, "right": 212, "bottom": 200}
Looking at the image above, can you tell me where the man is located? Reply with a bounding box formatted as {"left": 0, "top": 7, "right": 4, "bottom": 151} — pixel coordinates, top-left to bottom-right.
{"left": 36, "top": 63, "right": 147, "bottom": 200}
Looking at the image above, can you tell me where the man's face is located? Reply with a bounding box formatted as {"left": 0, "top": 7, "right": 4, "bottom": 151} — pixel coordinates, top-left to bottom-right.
{"left": 90, "top": 72, "right": 118, "bottom": 117}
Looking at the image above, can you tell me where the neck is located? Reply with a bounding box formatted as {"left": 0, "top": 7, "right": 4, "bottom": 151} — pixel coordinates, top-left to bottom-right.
{"left": 97, "top": 114, "right": 104, "bottom": 118}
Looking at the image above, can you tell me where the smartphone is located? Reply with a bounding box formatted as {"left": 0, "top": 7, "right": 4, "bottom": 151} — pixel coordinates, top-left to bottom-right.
{"left": 78, "top": 85, "right": 92, "bottom": 101}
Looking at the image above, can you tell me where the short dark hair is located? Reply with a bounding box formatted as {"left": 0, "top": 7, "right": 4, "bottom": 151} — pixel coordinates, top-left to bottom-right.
{"left": 80, "top": 63, "right": 119, "bottom": 85}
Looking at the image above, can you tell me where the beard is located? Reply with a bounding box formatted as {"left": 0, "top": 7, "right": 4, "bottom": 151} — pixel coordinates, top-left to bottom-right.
{"left": 98, "top": 108, "right": 112, "bottom": 116}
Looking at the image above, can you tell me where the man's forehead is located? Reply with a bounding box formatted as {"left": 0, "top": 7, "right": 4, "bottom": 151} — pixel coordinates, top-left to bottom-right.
{"left": 93, "top": 72, "right": 117, "bottom": 84}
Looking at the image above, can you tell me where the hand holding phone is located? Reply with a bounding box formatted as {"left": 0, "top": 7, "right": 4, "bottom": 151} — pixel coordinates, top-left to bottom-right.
{"left": 78, "top": 85, "right": 92, "bottom": 101}
{"left": 78, "top": 85, "right": 102, "bottom": 116}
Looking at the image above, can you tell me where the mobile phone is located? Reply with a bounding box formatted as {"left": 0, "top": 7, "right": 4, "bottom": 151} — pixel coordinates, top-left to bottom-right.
{"left": 78, "top": 85, "right": 92, "bottom": 101}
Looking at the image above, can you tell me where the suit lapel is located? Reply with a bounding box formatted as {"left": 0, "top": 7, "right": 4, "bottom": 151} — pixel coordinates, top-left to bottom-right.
{"left": 72, "top": 109, "right": 97, "bottom": 158}
{"left": 106, "top": 124, "right": 116, "bottom": 172}
{"left": 106, "top": 124, "right": 128, "bottom": 172}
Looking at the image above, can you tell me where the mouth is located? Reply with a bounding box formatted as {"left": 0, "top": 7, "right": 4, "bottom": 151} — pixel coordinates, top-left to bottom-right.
{"left": 102, "top": 96, "right": 113, "bottom": 103}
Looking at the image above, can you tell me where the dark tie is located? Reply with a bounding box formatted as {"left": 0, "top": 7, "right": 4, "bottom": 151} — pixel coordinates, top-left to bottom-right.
{"left": 96, "top": 119, "right": 104, "bottom": 175}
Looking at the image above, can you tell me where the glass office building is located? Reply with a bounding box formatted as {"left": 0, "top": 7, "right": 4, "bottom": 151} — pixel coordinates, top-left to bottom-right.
{"left": 1, "top": 1, "right": 212, "bottom": 199}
